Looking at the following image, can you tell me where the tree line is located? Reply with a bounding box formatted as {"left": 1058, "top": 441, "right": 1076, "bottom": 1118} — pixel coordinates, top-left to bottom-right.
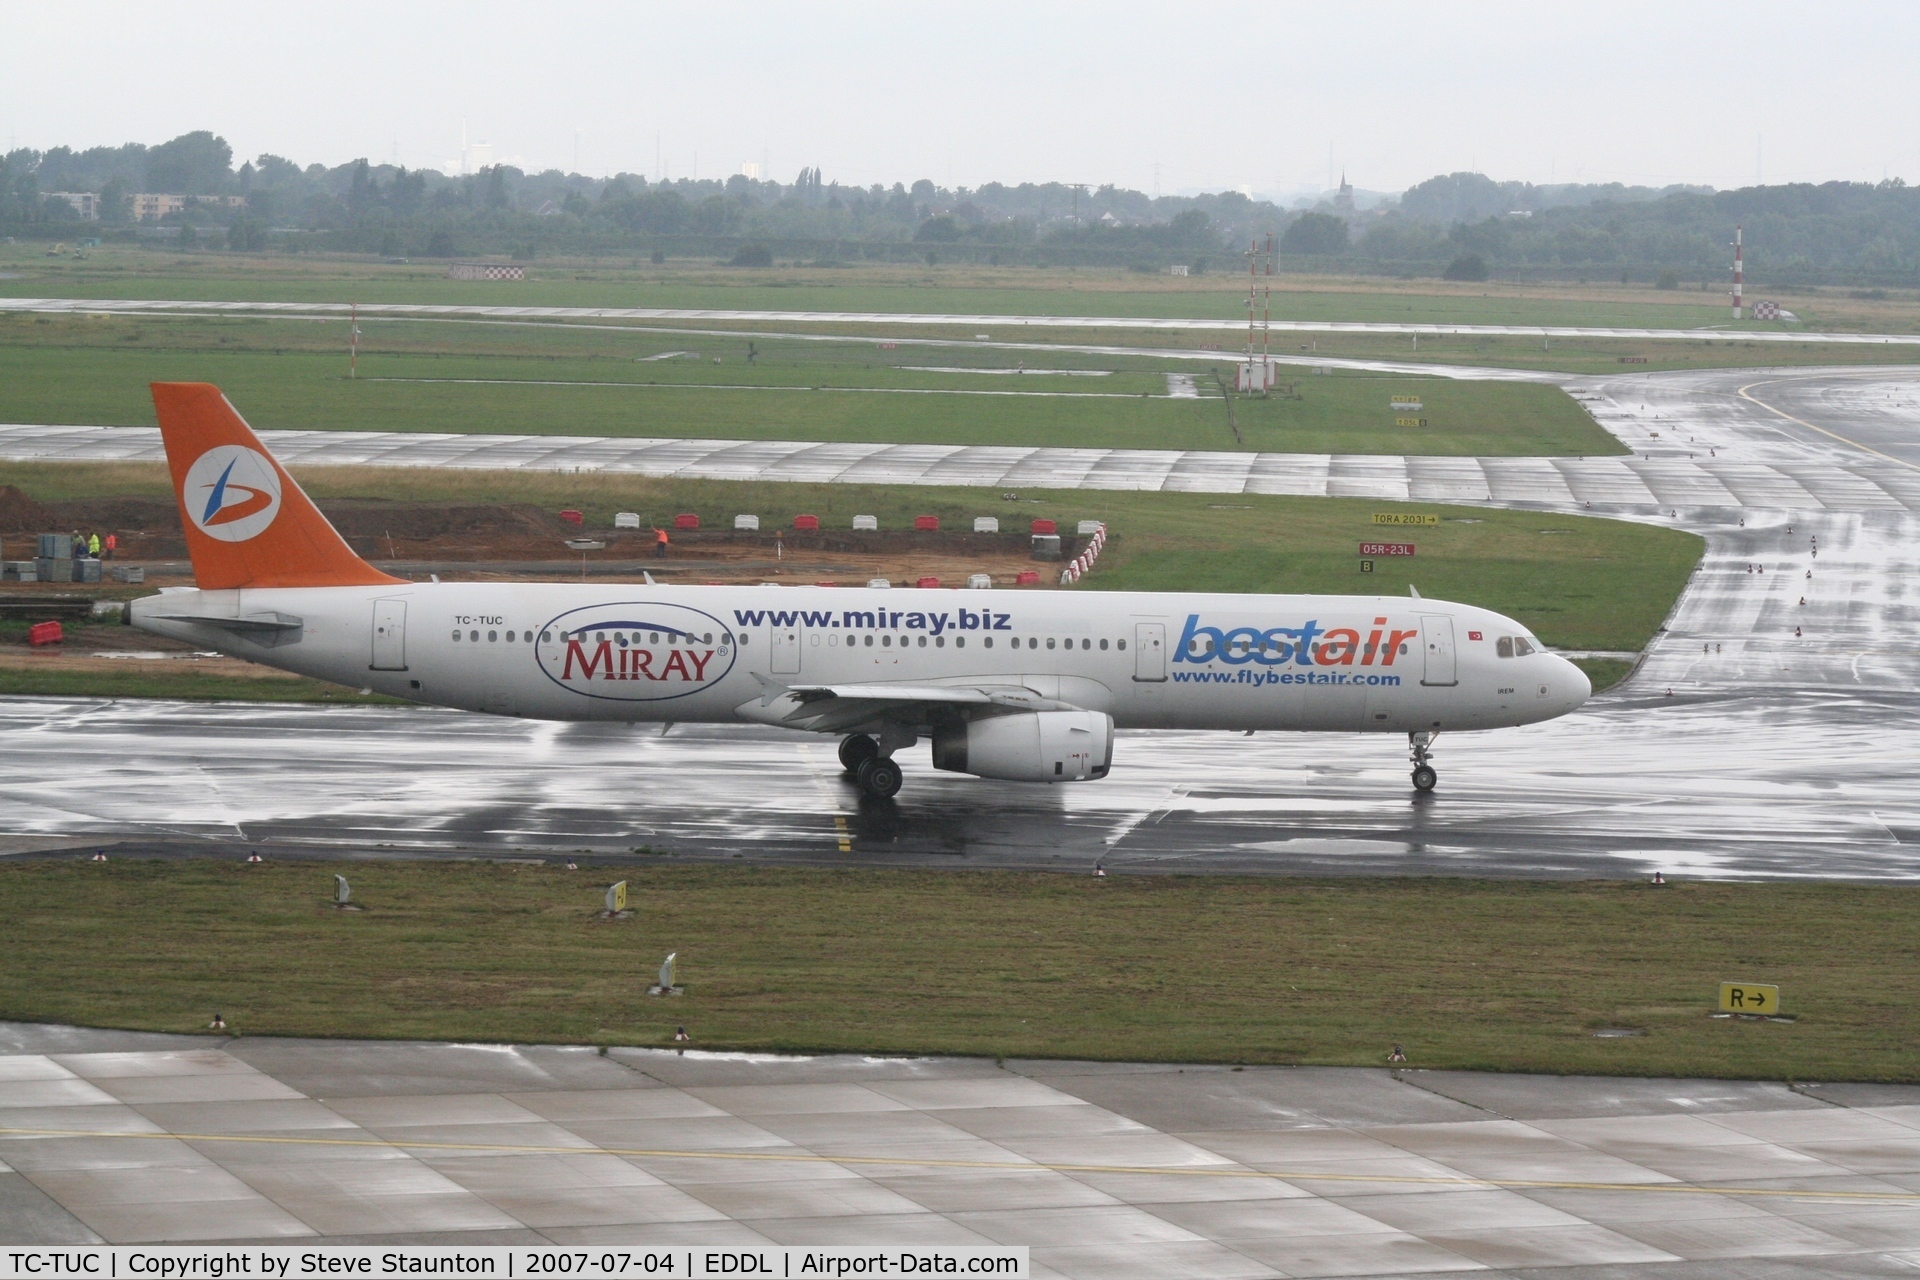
{"left": 3, "top": 132, "right": 1916, "bottom": 285}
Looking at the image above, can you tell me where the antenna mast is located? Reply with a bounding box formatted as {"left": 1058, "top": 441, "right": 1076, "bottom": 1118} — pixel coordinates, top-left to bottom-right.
{"left": 1731, "top": 225, "right": 1744, "bottom": 321}
{"left": 1238, "top": 235, "right": 1275, "bottom": 393}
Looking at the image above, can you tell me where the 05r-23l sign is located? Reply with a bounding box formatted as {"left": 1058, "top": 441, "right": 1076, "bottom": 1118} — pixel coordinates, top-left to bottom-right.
{"left": 1359, "top": 543, "right": 1416, "bottom": 557}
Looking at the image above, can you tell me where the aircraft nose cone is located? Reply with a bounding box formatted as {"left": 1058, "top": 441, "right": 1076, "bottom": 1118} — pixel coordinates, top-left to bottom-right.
{"left": 1563, "top": 657, "right": 1592, "bottom": 710}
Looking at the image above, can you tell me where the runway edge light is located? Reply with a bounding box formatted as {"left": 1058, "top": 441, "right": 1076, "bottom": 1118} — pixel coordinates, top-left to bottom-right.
{"left": 1719, "top": 982, "right": 1781, "bottom": 1015}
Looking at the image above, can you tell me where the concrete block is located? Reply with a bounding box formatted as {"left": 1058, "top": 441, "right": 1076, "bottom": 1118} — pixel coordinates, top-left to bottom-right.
{"left": 1031, "top": 535, "right": 1062, "bottom": 561}
{"left": 613, "top": 512, "right": 641, "bottom": 529}
{"left": 973, "top": 517, "right": 999, "bottom": 533}
{"left": 111, "top": 566, "right": 145, "bottom": 584}
{"left": 733, "top": 514, "right": 759, "bottom": 531}
{"left": 852, "top": 515, "right": 878, "bottom": 531}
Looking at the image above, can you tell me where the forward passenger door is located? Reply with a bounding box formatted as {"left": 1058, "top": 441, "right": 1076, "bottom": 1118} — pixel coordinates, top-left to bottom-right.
{"left": 1420, "top": 615, "right": 1457, "bottom": 687}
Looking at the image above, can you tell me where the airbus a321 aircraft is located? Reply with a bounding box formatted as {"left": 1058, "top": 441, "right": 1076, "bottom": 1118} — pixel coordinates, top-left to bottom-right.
{"left": 131, "top": 383, "right": 1591, "bottom": 799}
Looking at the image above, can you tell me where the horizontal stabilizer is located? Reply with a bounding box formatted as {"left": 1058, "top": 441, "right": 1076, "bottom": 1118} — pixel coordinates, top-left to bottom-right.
{"left": 148, "top": 611, "right": 304, "bottom": 633}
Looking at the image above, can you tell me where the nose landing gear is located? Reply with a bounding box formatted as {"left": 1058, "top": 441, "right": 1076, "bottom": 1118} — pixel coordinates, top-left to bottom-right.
{"left": 1410, "top": 732, "right": 1438, "bottom": 792}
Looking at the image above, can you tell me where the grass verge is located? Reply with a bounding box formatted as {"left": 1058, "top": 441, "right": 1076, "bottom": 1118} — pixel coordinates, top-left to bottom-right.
{"left": 0, "top": 315, "right": 1623, "bottom": 457}
{"left": 0, "top": 664, "right": 406, "bottom": 702}
{"left": 1569, "top": 658, "right": 1636, "bottom": 692}
{"left": 8, "top": 249, "right": 1917, "bottom": 332}
{"left": 1, "top": 861, "right": 1913, "bottom": 1081}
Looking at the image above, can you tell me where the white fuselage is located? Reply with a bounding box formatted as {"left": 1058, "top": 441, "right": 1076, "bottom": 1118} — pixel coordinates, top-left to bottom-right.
{"left": 130, "top": 583, "right": 1590, "bottom": 736}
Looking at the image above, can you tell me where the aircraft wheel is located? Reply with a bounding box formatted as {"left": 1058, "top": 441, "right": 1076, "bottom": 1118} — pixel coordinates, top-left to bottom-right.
{"left": 856, "top": 755, "right": 903, "bottom": 799}
{"left": 1411, "top": 764, "right": 1438, "bottom": 793}
{"left": 839, "top": 734, "right": 879, "bottom": 773}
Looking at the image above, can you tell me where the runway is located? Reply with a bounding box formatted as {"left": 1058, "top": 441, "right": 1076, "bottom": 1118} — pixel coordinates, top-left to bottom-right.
{"left": 6, "top": 294, "right": 1920, "bottom": 346}
{"left": 2, "top": 364, "right": 1919, "bottom": 879}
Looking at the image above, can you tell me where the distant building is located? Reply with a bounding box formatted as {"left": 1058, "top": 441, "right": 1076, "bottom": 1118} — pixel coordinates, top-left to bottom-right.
{"left": 131, "top": 193, "right": 246, "bottom": 221}
{"left": 1334, "top": 172, "right": 1354, "bottom": 215}
{"left": 1168, "top": 264, "right": 1189, "bottom": 277}
{"left": 47, "top": 192, "right": 99, "bottom": 221}
{"left": 132, "top": 193, "right": 189, "bottom": 220}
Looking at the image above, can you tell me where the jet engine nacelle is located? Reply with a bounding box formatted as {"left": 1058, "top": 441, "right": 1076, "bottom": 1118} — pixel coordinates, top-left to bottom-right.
{"left": 931, "top": 710, "right": 1114, "bottom": 782}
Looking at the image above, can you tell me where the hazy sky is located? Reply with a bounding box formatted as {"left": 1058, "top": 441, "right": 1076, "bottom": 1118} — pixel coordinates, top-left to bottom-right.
{"left": 5, "top": 1, "right": 1915, "bottom": 196}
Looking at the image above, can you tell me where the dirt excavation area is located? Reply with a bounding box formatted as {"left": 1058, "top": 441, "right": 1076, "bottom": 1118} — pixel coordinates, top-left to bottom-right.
{"left": 0, "top": 487, "right": 1081, "bottom": 589}
{"left": 0, "top": 488, "right": 1083, "bottom": 678}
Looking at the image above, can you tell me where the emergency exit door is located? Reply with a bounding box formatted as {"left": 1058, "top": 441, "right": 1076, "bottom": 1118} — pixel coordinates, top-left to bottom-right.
{"left": 1420, "top": 614, "right": 1457, "bottom": 686}
{"left": 371, "top": 599, "right": 407, "bottom": 670}
{"left": 1133, "top": 622, "right": 1166, "bottom": 682}
{"left": 770, "top": 620, "right": 802, "bottom": 674}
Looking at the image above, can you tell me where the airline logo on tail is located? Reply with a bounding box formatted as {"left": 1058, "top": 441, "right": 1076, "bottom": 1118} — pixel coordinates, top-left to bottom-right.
{"left": 182, "top": 445, "right": 283, "bottom": 543}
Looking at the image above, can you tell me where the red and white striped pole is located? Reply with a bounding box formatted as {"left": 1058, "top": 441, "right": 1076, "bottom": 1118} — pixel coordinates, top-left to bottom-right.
{"left": 1731, "top": 225, "right": 1743, "bottom": 321}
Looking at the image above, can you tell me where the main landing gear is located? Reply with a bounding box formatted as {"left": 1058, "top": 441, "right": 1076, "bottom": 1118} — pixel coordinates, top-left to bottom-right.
{"left": 1409, "top": 732, "right": 1438, "bottom": 793}
{"left": 839, "top": 734, "right": 903, "bottom": 799}
{"left": 838, "top": 733, "right": 878, "bottom": 772}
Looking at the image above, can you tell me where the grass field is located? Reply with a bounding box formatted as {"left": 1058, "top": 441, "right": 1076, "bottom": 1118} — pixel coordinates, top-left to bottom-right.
{"left": 1, "top": 861, "right": 1913, "bottom": 1081}
{"left": 0, "top": 664, "right": 402, "bottom": 702}
{"left": 0, "top": 313, "right": 1624, "bottom": 457}
{"left": 0, "top": 460, "right": 1702, "bottom": 657}
{"left": 8, "top": 246, "right": 1919, "bottom": 333}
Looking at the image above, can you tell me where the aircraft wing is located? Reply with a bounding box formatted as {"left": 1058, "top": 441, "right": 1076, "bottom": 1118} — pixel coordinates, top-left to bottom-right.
{"left": 741, "top": 676, "right": 1081, "bottom": 733}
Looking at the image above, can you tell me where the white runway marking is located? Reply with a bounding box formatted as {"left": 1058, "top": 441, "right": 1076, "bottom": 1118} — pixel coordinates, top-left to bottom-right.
{"left": 6, "top": 294, "right": 1919, "bottom": 345}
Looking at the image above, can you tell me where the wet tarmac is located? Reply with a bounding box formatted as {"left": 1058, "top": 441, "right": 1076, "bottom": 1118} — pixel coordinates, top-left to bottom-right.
{"left": 5, "top": 1022, "right": 1920, "bottom": 1273}
{"left": 2, "top": 365, "right": 1918, "bottom": 880}
{"left": 2, "top": 686, "right": 1917, "bottom": 880}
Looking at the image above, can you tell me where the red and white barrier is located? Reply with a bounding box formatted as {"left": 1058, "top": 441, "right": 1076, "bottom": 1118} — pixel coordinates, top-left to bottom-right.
{"left": 1059, "top": 523, "right": 1107, "bottom": 584}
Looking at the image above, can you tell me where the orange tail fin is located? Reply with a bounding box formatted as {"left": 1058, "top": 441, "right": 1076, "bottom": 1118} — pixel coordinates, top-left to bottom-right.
{"left": 150, "top": 383, "right": 402, "bottom": 590}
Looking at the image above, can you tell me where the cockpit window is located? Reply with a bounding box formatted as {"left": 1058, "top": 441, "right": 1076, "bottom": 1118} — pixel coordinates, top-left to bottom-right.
{"left": 1496, "top": 636, "right": 1514, "bottom": 658}
{"left": 1514, "top": 636, "right": 1537, "bottom": 656}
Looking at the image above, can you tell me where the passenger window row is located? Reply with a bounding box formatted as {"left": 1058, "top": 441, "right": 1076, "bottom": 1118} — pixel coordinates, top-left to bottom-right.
{"left": 451, "top": 629, "right": 536, "bottom": 643}
{"left": 449, "top": 626, "right": 1136, "bottom": 653}
{"left": 835, "top": 634, "right": 1126, "bottom": 652}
